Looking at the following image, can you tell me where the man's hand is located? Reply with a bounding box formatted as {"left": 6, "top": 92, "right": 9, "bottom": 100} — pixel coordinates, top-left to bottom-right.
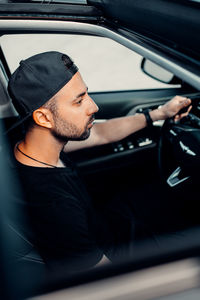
{"left": 159, "top": 96, "right": 192, "bottom": 121}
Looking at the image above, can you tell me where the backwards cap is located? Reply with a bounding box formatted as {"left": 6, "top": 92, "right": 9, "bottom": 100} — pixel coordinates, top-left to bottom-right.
{"left": 7, "top": 51, "right": 78, "bottom": 132}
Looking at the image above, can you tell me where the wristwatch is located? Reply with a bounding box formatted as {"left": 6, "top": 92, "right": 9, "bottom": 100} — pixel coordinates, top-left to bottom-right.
{"left": 143, "top": 109, "right": 153, "bottom": 128}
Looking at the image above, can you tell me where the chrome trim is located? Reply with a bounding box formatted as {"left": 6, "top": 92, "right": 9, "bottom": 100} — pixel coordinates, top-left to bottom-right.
{"left": 170, "top": 129, "right": 178, "bottom": 136}
{"left": 167, "top": 166, "right": 190, "bottom": 187}
{"left": 179, "top": 141, "right": 196, "bottom": 156}
{"left": 0, "top": 20, "right": 200, "bottom": 89}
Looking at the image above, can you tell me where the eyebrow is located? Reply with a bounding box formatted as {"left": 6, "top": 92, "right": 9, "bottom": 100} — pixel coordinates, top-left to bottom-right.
{"left": 73, "top": 87, "right": 88, "bottom": 101}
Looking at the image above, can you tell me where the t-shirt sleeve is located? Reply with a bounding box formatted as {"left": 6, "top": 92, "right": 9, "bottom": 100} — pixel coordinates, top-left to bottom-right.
{"left": 29, "top": 193, "right": 103, "bottom": 272}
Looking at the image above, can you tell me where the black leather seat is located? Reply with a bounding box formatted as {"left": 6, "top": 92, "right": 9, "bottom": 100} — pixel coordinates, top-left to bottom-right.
{"left": 0, "top": 65, "right": 47, "bottom": 297}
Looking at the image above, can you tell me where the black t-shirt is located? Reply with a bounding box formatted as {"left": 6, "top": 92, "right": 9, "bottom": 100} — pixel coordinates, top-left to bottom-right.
{"left": 11, "top": 153, "right": 103, "bottom": 272}
{"left": 11, "top": 150, "right": 155, "bottom": 271}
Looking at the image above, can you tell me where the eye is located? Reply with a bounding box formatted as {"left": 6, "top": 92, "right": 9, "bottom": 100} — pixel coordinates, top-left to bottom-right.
{"left": 76, "top": 98, "right": 83, "bottom": 105}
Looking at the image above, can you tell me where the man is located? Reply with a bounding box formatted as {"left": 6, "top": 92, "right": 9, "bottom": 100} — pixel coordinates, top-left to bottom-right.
{"left": 8, "top": 51, "right": 191, "bottom": 272}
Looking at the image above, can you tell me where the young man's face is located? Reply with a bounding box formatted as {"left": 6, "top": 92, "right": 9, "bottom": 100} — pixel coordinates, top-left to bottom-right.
{"left": 50, "top": 72, "right": 99, "bottom": 143}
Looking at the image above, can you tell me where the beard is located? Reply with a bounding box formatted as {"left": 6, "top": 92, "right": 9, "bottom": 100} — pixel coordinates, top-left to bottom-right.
{"left": 51, "top": 113, "right": 93, "bottom": 144}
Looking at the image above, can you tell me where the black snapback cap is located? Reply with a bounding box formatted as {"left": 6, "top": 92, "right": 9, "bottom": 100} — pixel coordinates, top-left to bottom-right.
{"left": 7, "top": 51, "right": 78, "bottom": 133}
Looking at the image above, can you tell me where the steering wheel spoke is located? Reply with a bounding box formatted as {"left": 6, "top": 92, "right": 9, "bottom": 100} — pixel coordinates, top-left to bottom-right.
{"left": 158, "top": 114, "right": 200, "bottom": 187}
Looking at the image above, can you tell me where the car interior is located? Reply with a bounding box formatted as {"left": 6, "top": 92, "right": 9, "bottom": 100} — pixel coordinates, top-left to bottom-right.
{"left": 0, "top": 1, "right": 200, "bottom": 299}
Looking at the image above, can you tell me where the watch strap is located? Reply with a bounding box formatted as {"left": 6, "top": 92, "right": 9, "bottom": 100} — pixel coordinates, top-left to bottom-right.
{"left": 143, "top": 109, "right": 153, "bottom": 128}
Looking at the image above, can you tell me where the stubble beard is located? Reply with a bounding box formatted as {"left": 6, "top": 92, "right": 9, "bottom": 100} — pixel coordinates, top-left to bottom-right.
{"left": 51, "top": 113, "right": 92, "bottom": 144}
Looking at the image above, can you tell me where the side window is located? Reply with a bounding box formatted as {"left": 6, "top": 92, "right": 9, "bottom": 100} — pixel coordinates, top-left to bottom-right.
{"left": 0, "top": 34, "right": 173, "bottom": 92}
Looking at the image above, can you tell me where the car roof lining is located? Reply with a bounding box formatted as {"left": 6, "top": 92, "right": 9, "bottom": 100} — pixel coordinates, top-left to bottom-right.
{"left": 0, "top": 3, "right": 102, "bottom": 16}
{"left": 88, "top": 0, "right": 200, "bottom": 62}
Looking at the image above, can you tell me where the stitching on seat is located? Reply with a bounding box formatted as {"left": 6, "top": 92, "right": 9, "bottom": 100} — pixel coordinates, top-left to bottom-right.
{"left": 8, "top": 223, "right": 34, "bottom": 247}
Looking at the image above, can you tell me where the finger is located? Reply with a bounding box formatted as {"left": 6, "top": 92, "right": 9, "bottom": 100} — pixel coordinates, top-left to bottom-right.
{"left": 182, "top": 105, "right": 193, "bottom": 116}
{"left": 175, "top": 105, "right": 192, "bottom": 121}
{"left": 174, "top": 105, "right": 192, "bottom": 122}
{"left": 174, "top": 115, "right": 180, "bottom": 122}
{"left": 179, "top": 98, "right": 191, "bottom": 107}
{"left": 187, "top": 105, "right": 192, "bottom": 113}
{"left": 174, "top": 114, "right": 185, "bottom": 122}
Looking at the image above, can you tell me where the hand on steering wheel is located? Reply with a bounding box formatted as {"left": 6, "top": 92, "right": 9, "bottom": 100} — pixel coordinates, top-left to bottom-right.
{"left": 159, "top": 96, "right": 192, "bottom": 121}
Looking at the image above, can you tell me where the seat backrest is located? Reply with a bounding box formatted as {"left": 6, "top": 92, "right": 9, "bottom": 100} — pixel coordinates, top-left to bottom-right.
{"left": 6, "top": 221, "right": 46, "bottom": 297}
{"left": 0, "top": 62, "right": 46, "bottom": 295}
{"left": 7, "top": 222, "right": 45, "bottom": 266}
{"left": 0, "top": 63, "right": 18, "bottom": 119}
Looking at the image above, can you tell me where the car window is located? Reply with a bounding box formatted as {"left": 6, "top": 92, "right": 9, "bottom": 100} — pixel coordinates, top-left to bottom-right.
{"left": 0, "top": 34, "right": 178, "bottom": 92}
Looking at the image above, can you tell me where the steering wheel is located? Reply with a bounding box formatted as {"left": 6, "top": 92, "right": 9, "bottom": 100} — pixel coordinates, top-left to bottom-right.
{"left": 158, "top": 114, "right": 200, "bottom": 187}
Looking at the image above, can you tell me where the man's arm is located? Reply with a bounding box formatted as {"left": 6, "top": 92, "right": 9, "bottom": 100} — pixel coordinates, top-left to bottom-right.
{"left": 65, "top": 96, "right": 192, "bottom": 153}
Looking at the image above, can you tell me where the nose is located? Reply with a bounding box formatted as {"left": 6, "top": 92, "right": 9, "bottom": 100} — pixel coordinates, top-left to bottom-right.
{"left": 87, "top": 95, "right": 99, "bottom": 115}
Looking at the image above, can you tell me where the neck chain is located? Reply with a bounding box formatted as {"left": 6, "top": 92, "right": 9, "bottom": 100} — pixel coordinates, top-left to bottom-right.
{"left": 16, "top": 143, "right": 57, "bottom": 168}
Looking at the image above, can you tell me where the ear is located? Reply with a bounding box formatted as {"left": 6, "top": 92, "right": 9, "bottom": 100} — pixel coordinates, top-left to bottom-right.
{"left": 32, "top": 108, "right": 53, "bottom": 129}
